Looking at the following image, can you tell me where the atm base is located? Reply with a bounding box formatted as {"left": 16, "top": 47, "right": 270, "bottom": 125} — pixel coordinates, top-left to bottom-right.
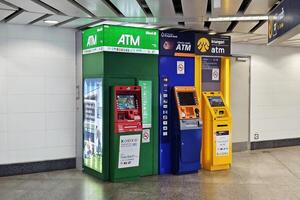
{"left": 203, "top": 164, "right": 231, "bottom": 171}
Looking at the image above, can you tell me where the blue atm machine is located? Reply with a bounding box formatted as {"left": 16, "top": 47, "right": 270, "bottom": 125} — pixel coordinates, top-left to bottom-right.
{"left": 159, "top": 31, "right": 202, "bottom": 174}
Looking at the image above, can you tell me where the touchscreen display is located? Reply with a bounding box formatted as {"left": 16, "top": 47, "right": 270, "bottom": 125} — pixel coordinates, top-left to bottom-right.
{"left": 177, "top": 92, "right": 196, "bottom": 106}
{"left": 117, "top": 95, "right": 136, "bottom": 109}
{"left": 208, "top": 96, "right": 224, "bottom": 107}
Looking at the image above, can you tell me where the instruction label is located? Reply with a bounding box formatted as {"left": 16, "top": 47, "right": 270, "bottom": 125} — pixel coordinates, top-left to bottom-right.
{"left": 118, "top": 134, "right": 141, "bottom": 168}
{"left": 216, "top": 131, "right": 229, "bottom": 156}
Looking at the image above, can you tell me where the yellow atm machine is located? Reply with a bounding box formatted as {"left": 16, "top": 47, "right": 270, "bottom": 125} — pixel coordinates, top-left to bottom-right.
{"left": 194, "top": 33, "right": 232, "bottom": 171}
{"left": 202, "top": 92, "right": 232, "bottom": 171}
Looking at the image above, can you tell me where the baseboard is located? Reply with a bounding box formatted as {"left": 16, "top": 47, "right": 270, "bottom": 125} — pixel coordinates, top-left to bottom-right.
{"left": 0, "top": 158, "right": 76, "bottom": 177}
{"left": 251, "top": 138, "right": 300, "bottom": 150}
{"left": 232, "top": 142, "right": 249, "bottom": 152}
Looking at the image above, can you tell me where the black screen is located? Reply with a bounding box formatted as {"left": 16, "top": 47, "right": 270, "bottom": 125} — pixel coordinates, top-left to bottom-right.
{"left": 177, "top": 92, "right": 196, "bottom": 106}
{"left": 208, "top": 96, "right": 224, "bottom": 107}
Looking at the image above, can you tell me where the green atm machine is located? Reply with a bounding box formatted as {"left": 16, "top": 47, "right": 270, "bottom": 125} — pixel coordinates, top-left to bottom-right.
{"left": 82, "top": 25, "right": 159, "bottom": 182}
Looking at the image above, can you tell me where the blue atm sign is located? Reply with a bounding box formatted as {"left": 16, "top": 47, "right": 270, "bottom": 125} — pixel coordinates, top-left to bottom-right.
{"left": 159, "top": 31, "right": 195, "bottom": 56}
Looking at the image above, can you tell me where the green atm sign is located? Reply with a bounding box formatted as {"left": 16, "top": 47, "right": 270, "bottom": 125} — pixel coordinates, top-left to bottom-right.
{"left": 82, "top": 25, "right": 159, "bottom": 55}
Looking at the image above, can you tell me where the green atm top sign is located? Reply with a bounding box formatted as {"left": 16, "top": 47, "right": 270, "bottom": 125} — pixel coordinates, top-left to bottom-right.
{"left": 82, "top": 25, "right": 159, "bottom": 55}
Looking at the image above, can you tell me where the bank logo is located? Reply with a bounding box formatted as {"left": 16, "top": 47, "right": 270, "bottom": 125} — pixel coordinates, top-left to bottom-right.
{"left": 197, "top": 37, "right": 210, "bottom": 53}
{"left": 268, "top": 20, "right": 273, "bottom": 39}
{"left": 87, "top": 35, "right": 97, "bottom": 47}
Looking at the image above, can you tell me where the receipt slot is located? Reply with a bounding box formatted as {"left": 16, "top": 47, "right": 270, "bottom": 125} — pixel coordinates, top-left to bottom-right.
{"left": 173, "top": 86, "right": 202, "bottom": 174}
{"left": 202, "top": 91, "right": 232, "bottom": 171}
{"left": 110, "top": 86, "right": 143, "bottom": 182}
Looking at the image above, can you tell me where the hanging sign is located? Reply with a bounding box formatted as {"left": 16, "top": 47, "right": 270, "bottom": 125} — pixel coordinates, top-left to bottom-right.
{"left": 195, "top": 34, "right": 231, "bottom": 56}
{"left": 82, "top": 25, "right": 159, "bottom": 55}
{"left": 268, "top": 0, "right": 300, "bottom": 44}
{"left": 159, "top": 31, "right": 195, "bottom": 56}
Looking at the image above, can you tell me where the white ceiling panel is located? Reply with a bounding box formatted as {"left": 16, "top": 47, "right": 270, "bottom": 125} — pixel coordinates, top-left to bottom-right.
{"left": 145, "top": 0, "right": 176, "bottom": 17}
{"left": 34, "top": 15, "right": 72, "bottom": 26}
{"left": 181, "top": 0, "right": 207, "bottom": 18}
{"left": 211, "top": 0, "right": 243, "bottom": 17}
{"left": 110, "top": 0, "right": 146, "bottom": 17}
{"left": 75, "top": 0, "right": 117, "bottom": 17}
{"left": 41, "top": 0, "right": 91, "bottom": 17}
{"left": 0, "top": 9, "right": 15, "bottom": 20}
{"left": 0, "top": 2, "right": 15, "bottom": 10}
{"left": 9, "top": 11, "right": 44, "bottom": 24}
{"left": 60, "top": 17, "right": 98, "bottom": 28}
{"left": 245, "top": 0, "right": 277, "bottom": 15}
{"left": 234, "top": 21, "right": 259, "bottom": 33}
{"left": 253, "top": 21, "right": 267, "bottom": 35}
{"left": 210, "top": 22, "right": 231, "bottom": 33}
{"left": 185, "top": 21, "right": 204, "bottom": 30}
{"left": 7, "top": 0, "right": 54, "bottom": 14}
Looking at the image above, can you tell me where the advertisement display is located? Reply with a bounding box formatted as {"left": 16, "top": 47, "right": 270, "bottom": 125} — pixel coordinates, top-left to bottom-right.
{"left": 82, "top": 25, "right": 159, "bottom": 55}
{"left": 195, "top": 34, "right": 231, "bottom": 56}
{"left": 159, "top": 31, "right": 194, "bottom": 56}
{"left": 268, "top": 0, "right": 300, "bottom": 43}
{"left": 83, "top": 79, "right": 103, "bottom": 173}
{"left": 118, "top": 134, "right": 141, "bottom": 168}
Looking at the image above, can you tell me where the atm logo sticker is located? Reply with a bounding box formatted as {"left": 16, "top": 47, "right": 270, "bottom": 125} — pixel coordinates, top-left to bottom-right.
{"left": 197, "top": 37, "right": 210, "bottom": 53}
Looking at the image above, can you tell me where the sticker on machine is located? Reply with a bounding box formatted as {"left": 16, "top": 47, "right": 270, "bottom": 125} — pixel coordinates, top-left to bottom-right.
{"left": 142, "top": 129, "right": 150, "bottom": 143}
{"left": 118, "top": 134, "right": 141, "bottom": 168}
{"left": 212, "top": 68, "right": 220, "bottom": 81}
{"left": 216, "top": 131, "right": 229, "bottom": 156}
{"left": 177, "top": 61, "right": 185, "bottom": 74}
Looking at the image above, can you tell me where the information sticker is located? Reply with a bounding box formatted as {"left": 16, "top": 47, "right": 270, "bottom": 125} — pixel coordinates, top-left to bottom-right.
{"left": 216, "top": 131, "right": 229, "bottom": 156}
{"left": 118, "top": 134, "right": 141, "bottom": 168}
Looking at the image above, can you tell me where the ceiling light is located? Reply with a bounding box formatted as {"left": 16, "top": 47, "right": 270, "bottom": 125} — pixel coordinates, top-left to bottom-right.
{"left": 44, "top": 20, "right": 59, "bottom": 24}
{"left": 208, "top": 16, "right": 269, "bottom": 22}
{"left": 122, "top": 23, "right": 146, "bottom": 28}
{"left": 89, "top": 20, "right": 122, "bottom": 27}
{"left": 208, "top": 30, "right": 217, "bottom": 35}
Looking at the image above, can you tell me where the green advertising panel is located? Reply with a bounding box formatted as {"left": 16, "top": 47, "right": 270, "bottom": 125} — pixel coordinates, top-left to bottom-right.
{"left": 83, "top": 78, "right": 103, "bottom": 173}
{"left": 82, "top": 25, "right": 159, "bottom": 55}
{"left": 138, "top": 80, "right": 152, "bottom": 128}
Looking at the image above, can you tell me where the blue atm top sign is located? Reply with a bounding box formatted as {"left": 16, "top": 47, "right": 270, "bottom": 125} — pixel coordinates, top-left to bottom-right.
{"left": 159, "top": 31, "right": 195, "bottom": 56}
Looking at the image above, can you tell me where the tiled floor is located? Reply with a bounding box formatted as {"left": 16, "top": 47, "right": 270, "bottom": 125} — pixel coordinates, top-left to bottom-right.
{"left": 1, "top": 146, "right": 300, "bottom": 200}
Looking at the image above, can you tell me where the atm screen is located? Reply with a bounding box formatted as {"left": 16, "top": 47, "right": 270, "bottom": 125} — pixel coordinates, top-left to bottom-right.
{"left": 117, "top": 95, "right": 136, "bottom": 110}
{"left": 208, "top": 96, "right": 224, "bottom": 107}
{"left": 177, "top": 92, "right": 196, "bottom": 106}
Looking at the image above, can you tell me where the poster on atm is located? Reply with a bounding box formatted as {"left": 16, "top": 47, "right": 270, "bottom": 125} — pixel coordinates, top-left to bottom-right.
{"left": 83, "top": 79, "right": 103, "bottom": 173}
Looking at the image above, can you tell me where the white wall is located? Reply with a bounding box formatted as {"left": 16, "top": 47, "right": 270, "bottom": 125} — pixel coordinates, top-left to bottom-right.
{"left": 0, "top": 24, "right": 76, "bottom": 164}
{"left": 232, "top": 43, "right": 300, "bottom": 142}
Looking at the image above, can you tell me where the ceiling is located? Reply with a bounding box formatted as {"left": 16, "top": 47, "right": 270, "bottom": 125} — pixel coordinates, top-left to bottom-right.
{"left": 0, "top": 0, "right": 299, "bottom": 47}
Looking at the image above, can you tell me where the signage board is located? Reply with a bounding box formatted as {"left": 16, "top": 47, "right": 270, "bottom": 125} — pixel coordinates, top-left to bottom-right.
{"left": 159, "top": 31, "right": 195, "bottom": 56}
{"left": 268, "top": 0, "right": 300, "bottom": 43}
{"left": 195, "top": 34, "right": 231, "bottom": 56}
{"left": 82, "top": 25, "right": 159, "bottom": 55}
